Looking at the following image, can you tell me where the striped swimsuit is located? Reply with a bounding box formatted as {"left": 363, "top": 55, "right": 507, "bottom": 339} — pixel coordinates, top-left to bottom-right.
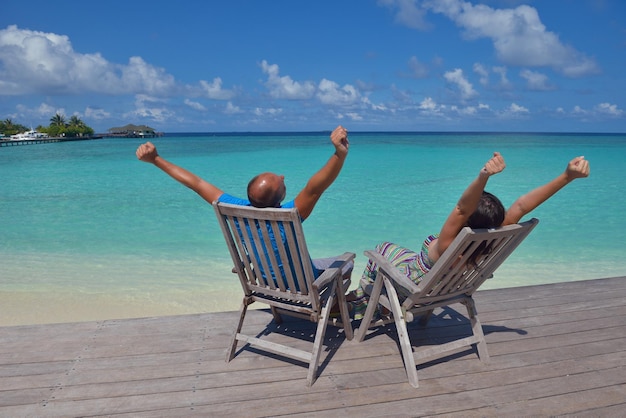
{"left": 351, "top": 235, "right": 438, "bottom": 320}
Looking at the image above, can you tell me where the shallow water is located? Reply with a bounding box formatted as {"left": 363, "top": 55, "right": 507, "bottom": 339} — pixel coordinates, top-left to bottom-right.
{"left": 1, "top": 132, "right": 624, "bottom": 325}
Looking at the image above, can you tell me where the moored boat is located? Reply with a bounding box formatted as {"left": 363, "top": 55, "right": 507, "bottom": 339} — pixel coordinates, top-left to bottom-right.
{"left": 10, "top": 129, "right": 49, "bottom": 141}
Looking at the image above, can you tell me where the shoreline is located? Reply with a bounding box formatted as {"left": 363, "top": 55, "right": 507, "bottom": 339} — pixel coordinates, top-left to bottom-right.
{"left": 0, "top": 288, "right": 247, "bottom": 327}
{"left": 3, "top": 272, "right": 624, "bottom": 327}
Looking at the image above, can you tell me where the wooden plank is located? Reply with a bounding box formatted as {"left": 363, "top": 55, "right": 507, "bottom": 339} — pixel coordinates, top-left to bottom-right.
{"left": 0, "top": 276, "right": 625, "bottom": 417}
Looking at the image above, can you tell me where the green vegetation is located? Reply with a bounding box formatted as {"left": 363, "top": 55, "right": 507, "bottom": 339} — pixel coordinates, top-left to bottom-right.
{"left": 0, "top": 119, "right": 29, "bottom": 136}
{"left": 38, "top": 113, "right": 95, "bottom": 137}
{"left": 0, "top": 113, "right": 95, "bottom": 138}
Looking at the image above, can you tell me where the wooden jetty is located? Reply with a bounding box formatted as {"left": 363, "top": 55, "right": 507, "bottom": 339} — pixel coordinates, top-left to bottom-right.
{"left": 1, "top": 276, "right": 625, "bottom": 417}
{"left": 0, "top": 136, "right": 103, "bottom": 147}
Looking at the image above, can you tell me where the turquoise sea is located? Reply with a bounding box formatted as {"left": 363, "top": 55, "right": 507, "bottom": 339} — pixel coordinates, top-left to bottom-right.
{"left": 1, "top": 132, "right": 625, "bottom": 325}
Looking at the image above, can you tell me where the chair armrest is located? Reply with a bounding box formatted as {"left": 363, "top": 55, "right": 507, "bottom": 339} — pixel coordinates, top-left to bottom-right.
{"left": 363, "top": 250, "right": 420, "bottom": 294}
{"left": 312, "top": 252, "right": 356, "bottom": 289}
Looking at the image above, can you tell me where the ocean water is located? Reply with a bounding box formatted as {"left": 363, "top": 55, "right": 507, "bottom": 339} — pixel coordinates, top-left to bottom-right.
{"left": 1, "top": 132, "right": 625, "bottom": 325}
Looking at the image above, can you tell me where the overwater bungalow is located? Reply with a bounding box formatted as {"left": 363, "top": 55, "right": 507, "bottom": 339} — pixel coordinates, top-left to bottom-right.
{"left": 107, "top": 124, "right": 161, "bottom": 138}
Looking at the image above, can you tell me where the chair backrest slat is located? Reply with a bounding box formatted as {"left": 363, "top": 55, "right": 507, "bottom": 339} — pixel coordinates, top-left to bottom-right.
{"left": 280, "top": 220, "right": 311, "bottom": 295}
{"left": 220, "top": 213, "right": 258, "bottom": 292}
{"left": 265, "top": 219, "right": 292, "bottom": 292}
{"left": 250, "top": 216, "right": 280, "bottom": 290}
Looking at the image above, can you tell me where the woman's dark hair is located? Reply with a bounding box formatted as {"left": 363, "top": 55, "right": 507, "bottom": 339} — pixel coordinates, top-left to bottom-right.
{"left": 467, "top": 191, "right": 505, "bottom": 230}
{"left": 463, "top": 191, "right": 505, "bottom": 268}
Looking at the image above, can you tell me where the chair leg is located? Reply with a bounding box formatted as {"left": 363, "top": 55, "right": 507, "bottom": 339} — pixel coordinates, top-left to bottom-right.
{"left": 225, "top": 299, "right": 248, "bottom": 362}
{"left": 465, "top": 297, "right": 490, "bottom": 363}
{"left": 418, "top": 309, "right": 434, "bottom": 326}
{"left": 270, "top": 306, "right": 283, "bottom": 324}
{"left": 383, "top": 277, "right": 419, "bottom": 388}
{"left": 335, "top": 277, "right": 353, "bottom": 340}
{"left": 307, "top": 282, "right": 335, "bottom": 386}
{"left": 355, "top": 272, "right": 385, "bottom": 342}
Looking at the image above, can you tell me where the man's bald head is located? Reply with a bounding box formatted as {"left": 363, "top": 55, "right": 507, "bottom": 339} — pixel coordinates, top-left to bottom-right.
{"left": 247, "top": 172, "right": 286, "bottom": 208}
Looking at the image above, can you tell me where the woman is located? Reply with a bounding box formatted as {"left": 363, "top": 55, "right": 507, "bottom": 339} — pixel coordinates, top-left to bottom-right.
{"left": 350, "top": 152, "right": 590, "bottom": 319}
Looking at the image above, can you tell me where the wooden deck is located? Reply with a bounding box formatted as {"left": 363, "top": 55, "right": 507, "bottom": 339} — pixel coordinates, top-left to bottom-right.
{"left": 0, "top": 136, "right": 103, "bottom": 147}
{"left": 1, "top": 276, "right": 625, "bottom": 417}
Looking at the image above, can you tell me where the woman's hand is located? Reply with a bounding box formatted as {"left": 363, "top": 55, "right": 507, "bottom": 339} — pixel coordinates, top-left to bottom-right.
{"left": 481, "top": 151, "right": 506, "bottom": 177}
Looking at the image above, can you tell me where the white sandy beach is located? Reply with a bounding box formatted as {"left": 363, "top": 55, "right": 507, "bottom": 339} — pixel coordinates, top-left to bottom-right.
{"left": 1, "top": 260, "right": 614, "bottom": 327}
{"left": 0, "top": 288, "right": 247, "bottom": 327}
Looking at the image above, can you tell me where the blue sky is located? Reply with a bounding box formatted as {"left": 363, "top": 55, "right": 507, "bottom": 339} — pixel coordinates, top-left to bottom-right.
{"left": 1, "top": 0, "right": 625, "bottom": 133}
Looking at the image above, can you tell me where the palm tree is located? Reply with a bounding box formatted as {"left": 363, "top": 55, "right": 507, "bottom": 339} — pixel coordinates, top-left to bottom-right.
{"left": 68, "top": 115, "right": 85, "bottom": 128}
{"left": 1, "top": 118, "right": 27, "bottom": 136}
{"left": 3, "top": 118, "right": 14, "bottom": 130}
{"left": 50, "top": 113, "right": 66, "bottom": 128}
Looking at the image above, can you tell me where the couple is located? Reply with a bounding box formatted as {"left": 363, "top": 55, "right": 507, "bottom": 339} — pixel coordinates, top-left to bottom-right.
{"left": 136, "top": 125, "right": 590, "bottom": 318}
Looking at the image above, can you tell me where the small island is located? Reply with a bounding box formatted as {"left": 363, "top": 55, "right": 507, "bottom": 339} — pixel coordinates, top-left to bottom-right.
{"left": 1, "top": 115, "right": 162, "bottom": 147}
{"left": 0, "top": 113, "right": 99, "bottom": 146}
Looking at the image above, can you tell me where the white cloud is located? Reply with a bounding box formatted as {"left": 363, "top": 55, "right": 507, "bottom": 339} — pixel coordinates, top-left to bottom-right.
{"left": 124, "top": 95, "right": 174, "bottom": 123}
{"left": 595, "top": 102, "right": 624, "bottom": 117}
{"left": 184, "top": 99, "right": 206, "bottom": 111}
{"left": 496, "top": 102, "right": 529, "bottom": 119}
{"left": 492, "top": 66, "right": 512, "bottom": 89}
{"left": 473, "top": 63, "right": 489, "bottom": 86}
{"left": 316, "top": 79, "right": 360, "bottom": 105}
{"left": 0, "top": 25, "right": 181, "bottom": 96}
{"left": 121, "top": 56, "right": 177, "bottom": 96}
{"left": 345, "top": 112, "right": 364, "bottom": 121}
{"left": 260, "top": 60, "right": 315, "bottom": 100}
{"left": 134, "top": 94, "right": 165, "bottom": 106}
{"left": 198, "top": 78, "right": 235, "bottom": 100}
{"left": 391, "top": 85, "right": 413, "bottom": 103}
{"left": 10, "top": 102, "right": 111, "bottom": 124}
{"left": 563, "top": 103, "right": 623, "bottom": 119}
{"left": 390, "top": 1, "right": 599, "bottom": 77}
{"left": 520, "top": 69, "right": 553, "bottom": 91}
{"left": 363, "top": 96, "right": 388, "bottom": 111}
{"left": 509, "top": 103, "right": 529, "bottom": 113}
{"left": 123, "top": 107, "right": 174, "bottom": 123}
{"left": 419, "top": 97, "right": 438, "bottom": 111}
{"left": 444, "top": 68, "right": 477, "bottom": 100}
{"left": 378, "top": 0, "right": 431, "bottom": 30}
{"left": 408, "top": 56, "right": 429, "bottom": 78}
{"left": 9, "top": 103, "right": 64, "bottom": 124}
{"left": 418, "top": 97, "right": 448, "bottom": 116}
{"left": 253, "top": 107, "right": 283, "bottom": 117}
{"left": 355, "top": 79, "right": 376, "bottom": 92}
{"left": 224, "top": 102, "right": 242, "bottom": 114}
{"left": 36, "top": 103, "right": 62, "bottom": 117}
{"left": 258, "top": 60, "right": 361, "bottom": 106}
{"left": 84, "top": 107, "right": 110, "bottom": 120}
{"left": 454, "top": 105, "right": 477, "bottom": 115}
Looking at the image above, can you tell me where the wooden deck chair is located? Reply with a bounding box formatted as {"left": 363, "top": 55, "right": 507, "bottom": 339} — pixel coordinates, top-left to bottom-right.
{"left": 213, "top": 202, "right": 355, "bottom": 386}
{"left": 355, "top": 218, "right": 539, "bottom": 388}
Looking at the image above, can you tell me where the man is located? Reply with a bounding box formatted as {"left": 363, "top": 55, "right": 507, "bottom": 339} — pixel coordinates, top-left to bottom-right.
{"left": 136, "top": 125, "right": 351, "bottom": 278}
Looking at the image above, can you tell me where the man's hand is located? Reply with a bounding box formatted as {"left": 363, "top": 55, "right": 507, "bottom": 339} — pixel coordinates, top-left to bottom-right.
{"left": 481, "top": 151, "right": 506, "bottom": 177}
{"left": 566, "top": 156, "right": 590, "bottom": 181}
{"left": 136, "top": 142, "right": 159, "bottom": 164}
{"left": 330, "top": 125, "right": 349, "bottom": 158}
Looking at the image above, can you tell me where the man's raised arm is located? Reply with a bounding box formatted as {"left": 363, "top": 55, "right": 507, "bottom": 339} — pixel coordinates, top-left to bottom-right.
{"left": 294, "top": 126, "right": 349, "bottom": 220}
{"left": 136, "top": 142, "right": 224, "bottom": 204}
